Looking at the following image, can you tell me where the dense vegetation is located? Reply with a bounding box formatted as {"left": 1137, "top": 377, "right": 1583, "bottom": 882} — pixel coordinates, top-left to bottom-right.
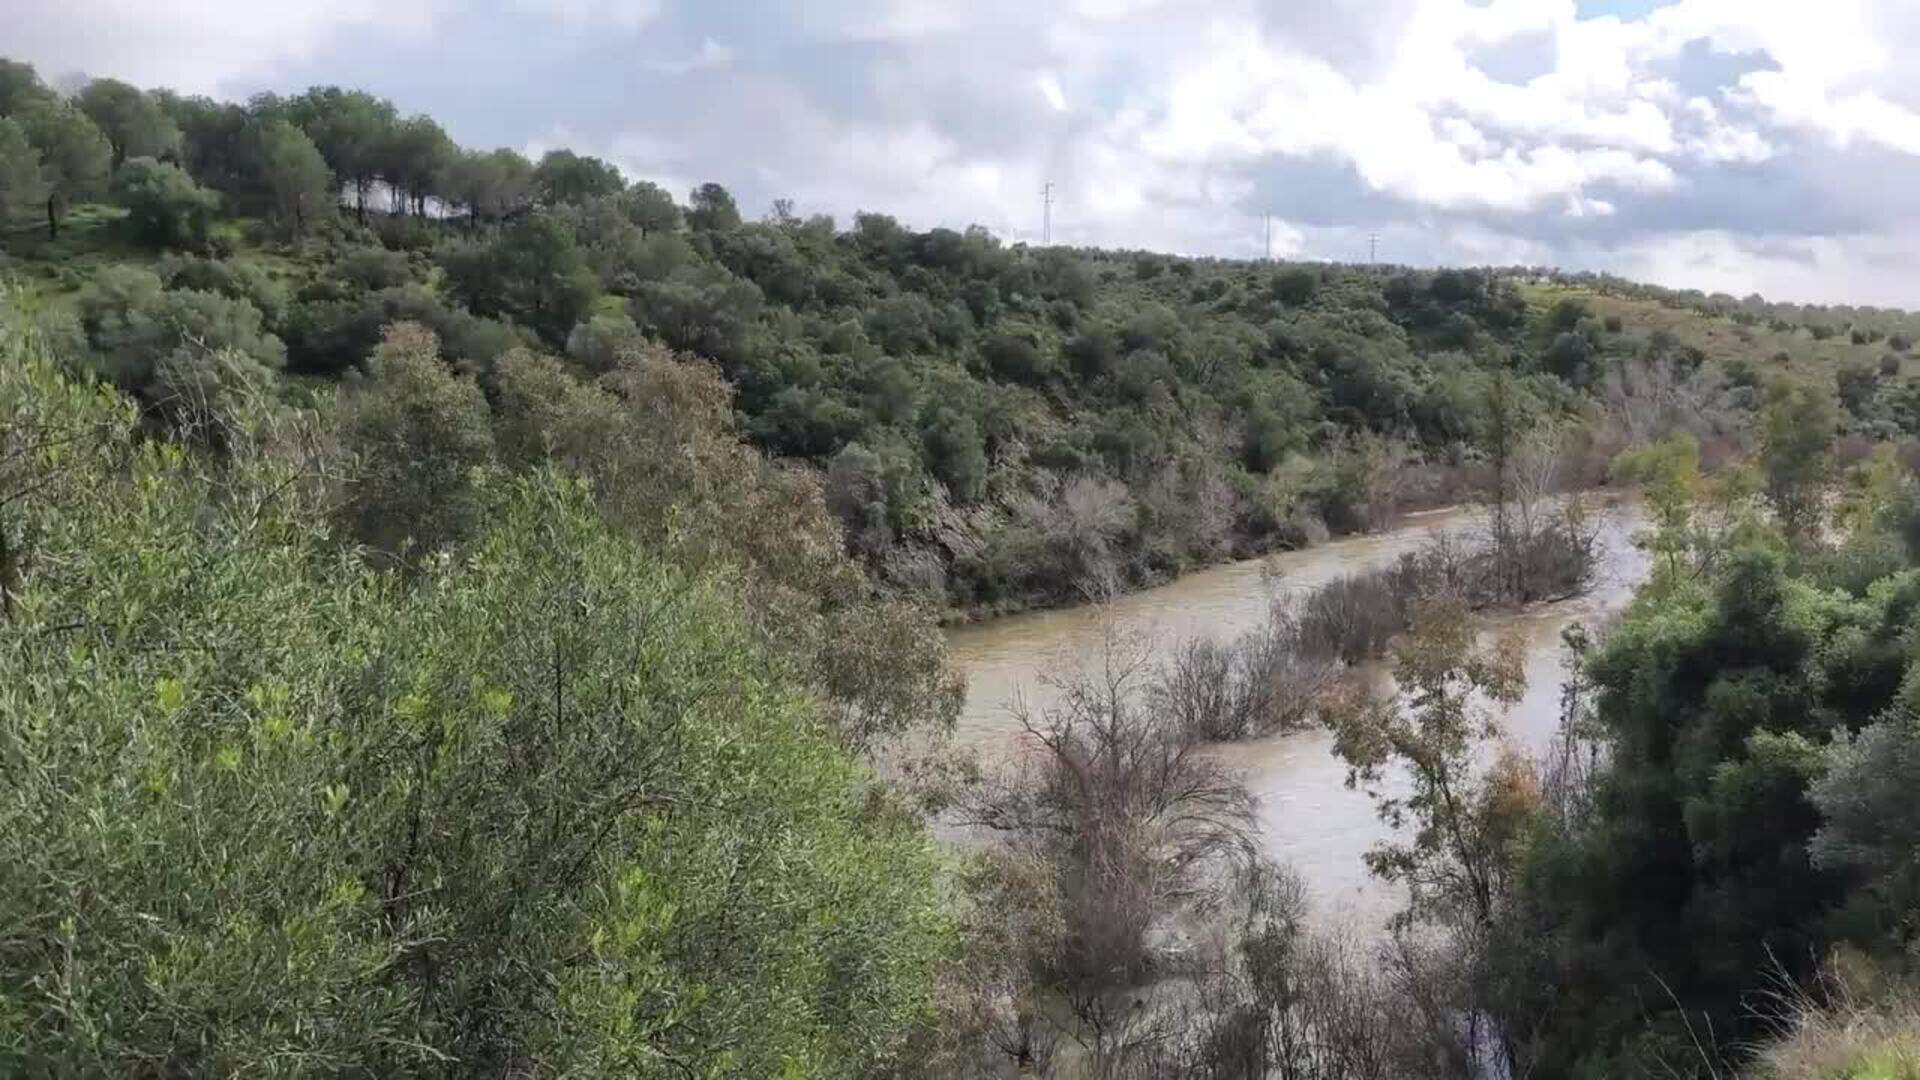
{"left": 0, "top": 55, "right": 1798, "bottom": 619}
{"left": 1486, "top": 420, "right": 1920, "bottom": 1075}
{"left": 0, "top": 315, "right": 955, "bottom": 1075}
{"left": 6, "top": 53, "right": 1920, "bottom": 1079}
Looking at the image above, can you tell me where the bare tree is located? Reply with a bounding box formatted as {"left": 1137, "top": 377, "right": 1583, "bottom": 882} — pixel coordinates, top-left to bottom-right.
{"left": 959, "top": 617, "right": 1258, "bottom": 1068}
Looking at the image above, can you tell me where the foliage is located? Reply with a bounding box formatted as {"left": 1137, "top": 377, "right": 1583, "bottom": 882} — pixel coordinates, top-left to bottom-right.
{"left": 2, "top": 50, "right": 1753, "bottom": 619}
{"left": 533, "top": 148, "right": 625, "bottom": 205}
{"left": 76, "top": 77, "right": 181, "bottom": 167}
{"left": 1813, "top": 708, "right": 1920, "bottom": 939}
{"left": 1497, "top": 534, "right": 1920, "bottom": 1073}
{"left": 75, "top": 265, "right": 284, "bottom": 394}
{"left": 253, "top": 118, "right": 333, "bottom": 236}
{"left": 0, "top": 59, "right": 55, "bottom": 118}
{"left": 332, "top": 322, "right": 496, "bottom": 558}
{"left": 12, "top": 98, "right": 111, "bottom": 236}
{"left": 111, "top": 157, "right": 220, "bottom": 251}
{"left": 1326, "top": 600, "right": 1529, "bottom": 930}
{"left": 0, "top": 315, "right": 952, "bottom": 1077}
{"left": 437, "top": 212, "right": 599, "bottom": 346}
{"left": 1763, "top": 380, "right": 1839, "bottom": 546}
{"left": 0, "top": 117, "right": 48, "bottom": 223}
{"left": 15, "top": 47, "right": 1920, "bottom": 1080}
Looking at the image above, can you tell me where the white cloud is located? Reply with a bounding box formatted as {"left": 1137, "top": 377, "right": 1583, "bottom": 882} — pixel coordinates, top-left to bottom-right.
{"left": 1612, "top": 229, "right": 1920, "bottom": 308}
{"left": 524, "top": 0, "right": 662, "bottom": 31}
{"left": 1120, "top": 10, "right": 1679, "bottom": 215}
{"left": 1036, "top": 73, "right": 1068, "bottom": 112}
{"left": 602, "top": 0, "right": 1920, "bottom": 293}
{"left": 645, "top": 38, "right": 734, "bottom": 74}
{"left": 5, "top": 0, "right": 433, "bottom": 94}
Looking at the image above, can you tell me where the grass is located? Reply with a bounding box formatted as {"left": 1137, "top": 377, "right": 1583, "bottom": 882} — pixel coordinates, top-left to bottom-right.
{"left": 1, "top": 204, "right": 148, "bottom": 312}
{"left": 1752, "top": 955, "right": 1920, "bottom": 1080}
{"left": 1, "top": 204, "right": 325, "bottom": 318}
{"left": 1759, "top": 1020, "right": 1920, "bottom": 1079}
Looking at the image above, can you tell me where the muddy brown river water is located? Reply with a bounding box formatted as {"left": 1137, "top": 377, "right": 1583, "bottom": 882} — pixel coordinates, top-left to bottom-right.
{"left": 944, "top": 496, "right": 1650, "bottom": 932}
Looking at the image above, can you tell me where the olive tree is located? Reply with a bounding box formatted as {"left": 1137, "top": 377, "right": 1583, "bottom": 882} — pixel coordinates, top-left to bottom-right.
{"left": 0, "top": 117, "right": 47, "bottom": 224}
{"left": 111, "top": 156, "right": 219, "bottom": 250}
{"left": 15, "top": 99, "right": 110, "bottom": 237}
{"left": 76, "top": 77, "right": 181, "bottom": 167}
{"left": 331, "top": 322, "right": 496, "bottom": 559}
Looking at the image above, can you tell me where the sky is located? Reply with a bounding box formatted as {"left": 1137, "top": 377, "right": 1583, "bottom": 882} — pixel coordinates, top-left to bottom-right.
{"left": 11, "top": 0, "right": 1920, "bottom": 307}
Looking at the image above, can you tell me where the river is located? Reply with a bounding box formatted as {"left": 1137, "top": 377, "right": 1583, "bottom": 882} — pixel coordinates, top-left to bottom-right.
{"left": 944, "top": 495, "right": 1650, "bottom": 932}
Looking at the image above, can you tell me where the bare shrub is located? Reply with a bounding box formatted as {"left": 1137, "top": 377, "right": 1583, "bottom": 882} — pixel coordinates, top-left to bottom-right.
{"left": 1596, "top": 355, "right": 1748, "bottom": 465}
{"left": 1274, "top": 505, "right": 1598, "bottom": 686}
{"left": 1001, "top": 471, "right": 1139, "bottom": 599}
{"left": 1318, "top": 433, "right": 1415, "bottom": 536}
{"left": 962, "top": 621, "right": 1258, "bottom": 991}
{"left": 1151, "top": 612, "right": 1340, "bottom": 743}
{"left": 1250, "top": 611, "right": 1345, "bottom": 734}
{"left": 1295, "top": 571, "right": 1410, "bottom": 666}
{"left": 1493, "top": 496, "right": 1601, "bottom": 604}
{"left": 1139, "top": 444, "right": 1237, "bottom": 567}
{"left": 1488, "top": 421, "right": 1603, "bottom": 604}
{"left": 1153, "top": 637, "right": 1243, "bottom": 742}
{"left": 1163, "top": 863, "right": 1483, "bottom": 1079}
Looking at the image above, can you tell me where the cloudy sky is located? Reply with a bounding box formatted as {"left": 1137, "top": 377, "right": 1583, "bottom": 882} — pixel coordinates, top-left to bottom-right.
{"left": 11, "top": 0, "right": 1920, "bottom": 305}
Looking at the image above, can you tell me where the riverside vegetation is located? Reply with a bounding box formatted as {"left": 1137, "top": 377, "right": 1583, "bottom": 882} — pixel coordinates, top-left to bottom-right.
{"left": 5, "top": 56, "right": 1920, "bottom": 1078}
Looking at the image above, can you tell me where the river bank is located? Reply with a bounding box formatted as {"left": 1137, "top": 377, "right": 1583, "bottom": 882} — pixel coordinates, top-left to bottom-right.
{"left": 929, "top": 483, "right": 1606, "bottom": 627}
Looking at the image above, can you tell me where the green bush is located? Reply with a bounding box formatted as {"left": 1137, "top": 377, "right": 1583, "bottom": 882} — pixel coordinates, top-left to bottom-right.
{"left": 76, "top": 265, "right": 285, "bottom": 396}
{"left": 111, "top": 156, "right": 219, "bottom": 250}
{"left": 0, "top": 335, "right": 951, "bottom": 1076}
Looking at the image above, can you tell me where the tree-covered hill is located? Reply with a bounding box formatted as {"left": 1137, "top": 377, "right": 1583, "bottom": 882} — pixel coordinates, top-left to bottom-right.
{"left": 3, "top": 53, "right": 1916, "bottom": 624}
{"left": 20, "top": 54, "right": 1907, "bottom": 617}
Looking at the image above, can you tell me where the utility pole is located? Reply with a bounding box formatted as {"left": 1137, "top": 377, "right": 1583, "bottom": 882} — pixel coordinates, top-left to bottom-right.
{"left": 1042, "top": 181, "right": 1054, "bottom": 246}
{"left": 1264, "top": 214, "right": 1272, "bottom": 261}
{"left": 1368, "top": 231, "right": 1378, "bottom": 265}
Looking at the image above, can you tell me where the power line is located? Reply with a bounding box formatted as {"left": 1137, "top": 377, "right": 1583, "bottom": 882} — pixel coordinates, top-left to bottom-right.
{"left": 1042, "top": 181, "right": 1054, "bottom": 246}
{"left": 1264, "top": 214, "right": 1272, "bottom": 261}
{"left": 1368, "top": 231, "right": 1378, "bottom": 265}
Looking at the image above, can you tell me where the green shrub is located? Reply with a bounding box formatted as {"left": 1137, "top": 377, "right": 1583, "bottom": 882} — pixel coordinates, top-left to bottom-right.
{"left": 0, "top": 333, "right": 951, "bottom": 1076}
{"left": 111, "top": 156, "right": 218, "bottom": 250}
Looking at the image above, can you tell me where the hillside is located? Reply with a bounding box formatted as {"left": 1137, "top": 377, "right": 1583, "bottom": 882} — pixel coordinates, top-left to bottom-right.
{"left": 0, "top": 195, "right": 1852, "bottom": 612}
{"left": 14, "top": 184, "right": 1920, "bottom": 627}
{"left": 14, "top": 56, "right": 1920, "bottom": 623}
{"left": 1524, "top": 277, "right": 1920, "bottom": 396}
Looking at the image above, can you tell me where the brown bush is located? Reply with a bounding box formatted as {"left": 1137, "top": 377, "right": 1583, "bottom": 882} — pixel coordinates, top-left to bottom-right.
{"left": 1152, "top": 613, "right": 1342, "bottom": 742}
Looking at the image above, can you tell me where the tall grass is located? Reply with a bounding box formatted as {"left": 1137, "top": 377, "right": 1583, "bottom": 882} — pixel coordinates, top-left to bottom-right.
{"left": 1754, "top": 957, "right": 1920, "bottom": 1080}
